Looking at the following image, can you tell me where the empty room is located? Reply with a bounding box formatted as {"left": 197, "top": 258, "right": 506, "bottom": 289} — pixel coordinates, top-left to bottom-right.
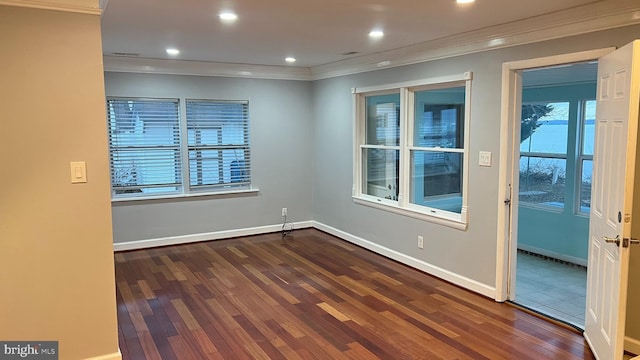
{"left": 2, "top": 0, "right": 640, "bottom": 359}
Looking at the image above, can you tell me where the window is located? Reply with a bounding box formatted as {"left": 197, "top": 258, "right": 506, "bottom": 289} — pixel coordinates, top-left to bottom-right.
{"left": 354, "top": 72, "right": 472, "bottom": 226}
{"left": 107, "top": 97, "right": 251, "bottom": 199}
{"left": 578, "top": 100, "right": 595, "bottom": 213}
{"left": 364, "top": 93, "right": 400, "bottom": 200}
{"left": 186, "top": 100, "right": 250, "bottom": 191}
{"left": 411, "top": 86, "right": 465, "bottom": 213}
{"left": 517, "top": 98, "right": 595, "bottom": 214}
{"left": 519, "top": 102, "right": 569, "bottom": 209}
{"left": 107, "top": 98, "right": 182, "bottom": 195}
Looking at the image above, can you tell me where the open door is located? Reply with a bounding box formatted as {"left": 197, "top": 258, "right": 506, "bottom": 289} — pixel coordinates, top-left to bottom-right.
{"left": 584, "top": 40, "right": 640, "bottom": 360}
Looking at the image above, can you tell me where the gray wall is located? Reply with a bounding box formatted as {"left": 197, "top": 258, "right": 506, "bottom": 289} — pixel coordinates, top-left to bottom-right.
{"left": 311, "top": 25, "right": 640, "bottom": 287}
{"left": 105, "top": 73, "right": 313, "bottom": 243}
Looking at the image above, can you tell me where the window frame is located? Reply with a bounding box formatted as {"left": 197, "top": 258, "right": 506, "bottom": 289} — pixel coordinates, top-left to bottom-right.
{"left": 575, "top": 99, "right": 595, "bottom": 216}
{"left": 107, "top": 97, "right": 183, "bottom": 197}
{"left": 107, "top": 97, "right": 255, "bottom": 201}
{"left": 353, "top": 72, "right": 472, "bottom": 229}
{"left": 516, "top": 96, "right": 595, "bottom": 216}
{"left": 184, "top": 99, "right": 251, "bottom": 193}
{"left": 518, "top": 100, "right": 571, "bottom": 213}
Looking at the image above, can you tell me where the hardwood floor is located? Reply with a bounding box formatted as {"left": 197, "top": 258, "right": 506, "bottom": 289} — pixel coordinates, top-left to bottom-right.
{"left": 115, "top": 228, "right": 595, "bottom": 359}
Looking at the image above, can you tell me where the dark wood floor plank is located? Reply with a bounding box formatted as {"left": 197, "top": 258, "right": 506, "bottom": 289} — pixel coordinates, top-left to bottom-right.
{"left": 115, "top": 228, "right": 595, "bottom": 359}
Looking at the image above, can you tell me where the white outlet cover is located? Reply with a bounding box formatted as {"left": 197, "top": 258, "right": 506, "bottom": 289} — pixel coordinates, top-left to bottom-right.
{"left": 479, "top": 151, "right": 492, "bottom": 167}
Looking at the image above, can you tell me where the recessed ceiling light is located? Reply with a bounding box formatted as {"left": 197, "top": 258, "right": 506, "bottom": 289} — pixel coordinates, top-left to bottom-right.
{"left": 166, "top": 48, "right": 180, "bottom": 56}
{"left": 285, "top": 57, "right": 296, "bottom": 63}
{"left": 369, "top": 30, "right": 384, "bottom": 39}
{"left": 219, "top": 11, "right": 238, "bottom": 22}
{"left": 488, "top": 38, "right": 505, "bottom": 47}
{"left": 456, "top": 0, "right": 475, "bottom": 3}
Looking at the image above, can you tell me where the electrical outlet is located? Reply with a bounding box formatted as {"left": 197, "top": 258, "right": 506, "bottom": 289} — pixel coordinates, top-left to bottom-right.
{"left": 418, "top": 235, "right": 424, "bottom": 249}
{"left": 282, "top": 208, "right": 287, "bottom": 217}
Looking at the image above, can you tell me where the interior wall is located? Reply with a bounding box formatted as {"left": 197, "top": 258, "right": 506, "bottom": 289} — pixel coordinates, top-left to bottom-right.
{"left": 0, "top": 5, "right": 120, "bottom": 359}
{"left": 104, "top": 73, "right": 313, "bottom": 243}
{"left": 311, "top": 25, "right": 640, "bottom": 289}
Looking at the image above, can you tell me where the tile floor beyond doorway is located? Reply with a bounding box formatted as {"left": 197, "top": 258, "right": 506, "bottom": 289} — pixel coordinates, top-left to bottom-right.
{"left": 515, "top": 251, "right": 587, "bottom": 328}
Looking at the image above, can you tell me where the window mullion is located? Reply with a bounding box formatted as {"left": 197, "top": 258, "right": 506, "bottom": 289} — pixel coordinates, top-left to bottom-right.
{"left": 353, "top": 93, "right": 364, "bottom": 197}
{"left": 399, "top": 87, "right": 411, "bottom": 208}
{"left": 179, "top": 98, "right": 190, "bottom": 194}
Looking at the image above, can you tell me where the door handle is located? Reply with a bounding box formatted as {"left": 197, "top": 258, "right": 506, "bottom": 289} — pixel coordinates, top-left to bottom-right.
{"left": 603, "top": 235, "right": 621, "bottom": 246}
{"left": 603, "top": 235, "right": 640, "bottom": 247}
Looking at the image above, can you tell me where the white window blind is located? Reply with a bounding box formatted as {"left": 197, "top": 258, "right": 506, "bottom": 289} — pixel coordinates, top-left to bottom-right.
{"left": 185, "top": 100, "right": 250, "bottom": 190}
{"left": 107, "top": 98, "right": 182, "bottom": 196}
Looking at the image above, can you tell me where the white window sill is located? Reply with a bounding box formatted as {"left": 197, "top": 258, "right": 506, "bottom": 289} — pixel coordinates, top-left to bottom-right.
{"left": 353, "top": 195, "right": 468, "bottom": 231}
{"left": 111, "top": 188, "right": 260, "bottom": 203}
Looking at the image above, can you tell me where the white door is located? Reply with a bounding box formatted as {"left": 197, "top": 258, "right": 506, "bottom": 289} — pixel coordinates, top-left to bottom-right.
{"left": 584, "top": 40, "right": 640, "bottom": 360}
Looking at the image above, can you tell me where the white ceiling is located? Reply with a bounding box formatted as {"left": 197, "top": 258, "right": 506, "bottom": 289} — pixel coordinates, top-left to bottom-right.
{"left": 101, "top": 0, "right": 603, "bottom": 68}
{"left": 523, "top": 61, "right": 598, "bottom": 87}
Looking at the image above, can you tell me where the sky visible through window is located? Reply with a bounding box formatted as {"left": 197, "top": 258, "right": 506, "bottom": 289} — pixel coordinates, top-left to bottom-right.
{"left": 520, "top": 101, "right": 595, "bottom": 165}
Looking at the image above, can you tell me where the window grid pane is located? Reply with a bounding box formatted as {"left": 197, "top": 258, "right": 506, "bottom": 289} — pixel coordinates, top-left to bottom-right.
{"left": 364, "top": 148, "right": 399, "bottom": 200}
{"left": 410, "top": 86, "right": 466, "bottom": 214}
{"left": 107, "top": 98, "right": 182, "bottom": 196}
{"left": 365, "top": 94, "right": 400, "bottom": 146}
{"left": 519, "top": 156, "right": 566, "bottom": 208}
{"left": 186, "top": 100, "right": 250, "bottom": 190}
{"left": 414, "top": 87, "right": 465, "bottom": 149}
{"left": 582, "top": 100, "right": 596, "bottom": 156}
{"left": 410, "top": 150, "right": 463, "bottom": 213}
{"left": 520, "top": 102, "right": 570, "bottom": 155}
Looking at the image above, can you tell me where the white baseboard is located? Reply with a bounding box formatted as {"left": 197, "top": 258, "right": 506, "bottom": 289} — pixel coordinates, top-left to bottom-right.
{"left": 312, "top": 221, "right": 496, "bottom": 299}
{"left": 113, "top": 221, "right": 313, "bottom": 251}
{"left": 86, "top": 350, "right": 122, "bottom": 360}
{"left": 517, "top": 244, "right": 587, "bottom": 267}
{"left": 626, "top": 336, "right": 640, "bottom": 357}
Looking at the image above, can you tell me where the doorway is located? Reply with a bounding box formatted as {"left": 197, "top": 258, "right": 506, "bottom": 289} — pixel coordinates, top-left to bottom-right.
{"left": 513, "top": 62, "right": 597, "bottom": 328}
{"left": 497, "top": 41, "right": 640, "bottom": 360}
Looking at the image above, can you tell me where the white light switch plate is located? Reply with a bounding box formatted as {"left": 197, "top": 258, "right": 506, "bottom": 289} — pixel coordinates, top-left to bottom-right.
{"left": 70, "top": 161, "right": 87, "bottom": 183}
{"left": 479, "top": 151, "right": 492, "bottom": 167}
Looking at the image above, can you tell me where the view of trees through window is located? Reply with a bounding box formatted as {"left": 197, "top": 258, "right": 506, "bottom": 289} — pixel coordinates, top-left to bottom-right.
{"left": 519, "top": 99, "right": 595, "bottom": 213}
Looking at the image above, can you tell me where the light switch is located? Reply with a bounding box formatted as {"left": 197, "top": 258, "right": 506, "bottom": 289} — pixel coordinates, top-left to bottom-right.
{"left": 479, "top": 151, "right": 492, "bottom": 167}
{"left": 70, "top": 161, "right": 87, "bottom": 183}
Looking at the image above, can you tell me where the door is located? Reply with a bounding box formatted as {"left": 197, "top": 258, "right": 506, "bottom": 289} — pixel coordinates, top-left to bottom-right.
{"left": 584, "top": 40, "right": 640, "bottom": 360}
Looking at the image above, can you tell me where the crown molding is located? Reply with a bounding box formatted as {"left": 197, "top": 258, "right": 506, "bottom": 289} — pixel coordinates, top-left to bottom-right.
{"left": 103, "top": 56, "right": 313, "bottom": 81}
{"left": 0, "top": 0, "right": 101, "bottom": 14}
{"left": 102, "top": 0, "right": 640, "bottom": 81}
{"left": 310, "top": 0, "right": 640, "bottom": 79}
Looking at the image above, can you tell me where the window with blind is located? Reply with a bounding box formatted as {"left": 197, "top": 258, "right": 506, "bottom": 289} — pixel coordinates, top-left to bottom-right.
{"left": 107, "top": 98, "right": 182, "bottom": 196}
{"left": 106, "top": 97, "right": 251, "bottom": 199}
{"left": 186, "top": 100, "right": 250, "bottom": 191}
